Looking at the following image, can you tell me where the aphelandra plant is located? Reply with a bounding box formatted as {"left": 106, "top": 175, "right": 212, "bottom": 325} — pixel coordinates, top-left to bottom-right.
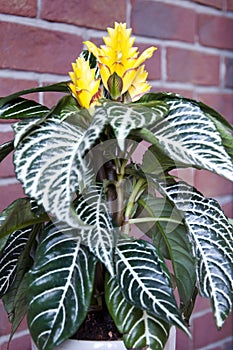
{"left": 0, "top": 23, "right": 233, "bottom": 350}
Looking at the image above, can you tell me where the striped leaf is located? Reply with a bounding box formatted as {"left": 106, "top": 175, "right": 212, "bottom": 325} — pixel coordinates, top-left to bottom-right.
{"left": 115, "top": 238, "right": 189, "bottom": 335}
{"left": 27, "top": 223, "right": 96, "bottom": 350}
{"left": 99, "top": 101, "right": 168, "bottom": 150}
{"left": 13, "top": 117, "right": 46, "bottom": 147}
{"left": 105, "top": 274, "right": 170, "bottom": 350}
{"left": 149, "top": 99, "right": 233, "bottom": 181}
{"left": 158, "top": 180, "right": 233, "bottom": 328}
{"left": 13, "top": 114, "right": 106, "bottom": 229}
{"left": 0, "top": 98, "right": 49, "bottom": 120}
{"left": 137, "top": 196, "right": 196, "bottom": 309}
{"left": 0, "top": 140, "right": 14, "bottom": 162}
{"left": 74, "top": 185, "right": 116, "bottom": 275}
{"left": 0, "top": 81, "right": 69, "bottom": 108}
{"left": 0, "top": 226, "right": 32, "bottom": 298}
{"left": 0, "top": 198, "right": 48, "bottom": 240}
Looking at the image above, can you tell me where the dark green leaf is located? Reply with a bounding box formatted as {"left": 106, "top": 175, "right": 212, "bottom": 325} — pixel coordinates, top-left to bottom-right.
{"left": 0, "top": 198, "right": 48, "bottom": 239}
{"left": 0, "top": 226, "right": 32, "bottom": 298}
{"left": 158, "top": 180, "right": 233, "bottom": 329}
{"left": 136, "top": 196, "right": 196, "bottom": 309}
{"left": 0, "top": 98, "right": 49, "bottom": 120}
{"left": 99, "top": 101, "right": 168, "bottom": 150}
{"left": 0, "top": 140, "right": 14, "bottom": 162}
{"left": 27, "top": 223, "right": 97, "bottom": 350}
{"left": 105, "top": 273, "right": 170, "bottom": 350}
{"left": 115, "top": 238, "right": 189, "bottom": 335}
{"left": 0, "top": 82, "right": 70, "bottom": 108}
{"left": 13, "top": 113, "right": 106, "bottom": 228}
{"left": 74, "top": 185, "right": 116, "bottom": 275}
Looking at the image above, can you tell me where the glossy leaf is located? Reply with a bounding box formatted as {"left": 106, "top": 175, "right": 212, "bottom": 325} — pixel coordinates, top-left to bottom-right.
{"left": 105, "top": 274, "right": 170, "bottom": 350}
{"left": 0, "top": 82, "right": 69, "bottom": 108}
{"left": 115, "top": 238, "right": 189, "bottom": 335}
{"left": 27, "top": 223, "right": 97, "bottom": 350}
{"left": 0, "top": 198, "right": 48, "bottom": 239}
{"left": 137, "top": 196, "right": 196, "bottom": 309}
{"left": 14, "top": 117, "right": 95, "bottom": 228}
{"left": 0, "top": 140, "right": 14, "bottom": 162}
{"left": 159, "top": 180, "right": 233, "bottom": 328}
{"left": 74, "top": 185, "right": 116, "bottom": 275}
{"left": 0, "top": 98, "right": 49, "bottom": 120}
{"left": 0, "top": 226, "right": 32, "bottom": 298}
{"left": 145, "top": 97, "right": 233, "bottom": 181}
{"left": 100, "top": 101, "right": 168, "bottom": 150}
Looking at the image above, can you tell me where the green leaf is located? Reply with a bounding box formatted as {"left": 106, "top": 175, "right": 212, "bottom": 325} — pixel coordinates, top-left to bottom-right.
{"left": 27, "top": 223, "right": 97, "bottom": 350}
{"left": 0, "top": 198, "right": 48, "bottom": 239}
{"left": 100, "top": 101, "right": 168, "bottom": 150}
{"left": 136, "top": 196, "right": 196, "bottom": 310}
{"left": 158, "top": 180, "right": 233, "bottom": 329}
{"left": 142, "top": 144, "right": 190, "bottom": 175}
{"left": 115, "top": 238, "right": 189, "bottom": 335}
{"left": 0, "top": 81, "right": 70, "bottom": 108}
{"left": 0, "top": 226, "right": 32, "bottom": 298}
{"left": 105, "top": 274, "right": 170, "bottom": 350}
{"left": 5, "top": 274, "right": 29, "bottom": 338}
{"left": 74, "top": 185, "right": 116, "bottom": 275}
{"left": 13, "top": 118, "right": 91, "bottom": 228}
{"left": 148, "top": 99, "right": 233, "bottom": 181}
{"left": 206, "top": 113, "right": 233, "bottom": 161}
{"left": 1, "top": 225, "right": 39, "bottom": 337}
{"left": 0, "top": 140, "right": 14, "bottom": 162}
{"left": 0, "top": 98, "right": 49, "bottom": 120}
{"left": 52, "top": 95, "right": 92, "bottom": 127}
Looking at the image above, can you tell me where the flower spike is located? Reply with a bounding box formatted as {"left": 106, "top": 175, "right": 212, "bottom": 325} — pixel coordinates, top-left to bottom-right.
{"left": 68, "top": 57, "right": 101, "bottom": 109}
{"left": 84, "top": 22, "right": 156, "bottom": 102}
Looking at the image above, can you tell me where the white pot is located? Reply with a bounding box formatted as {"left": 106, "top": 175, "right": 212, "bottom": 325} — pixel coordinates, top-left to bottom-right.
{"left": 31, "top": 327, "right": 176, "bottom": 350}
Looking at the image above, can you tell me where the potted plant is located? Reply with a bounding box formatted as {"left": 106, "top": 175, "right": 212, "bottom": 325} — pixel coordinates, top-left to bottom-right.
{"left": 0, "top": 22, "right": 232, "bottom": 350}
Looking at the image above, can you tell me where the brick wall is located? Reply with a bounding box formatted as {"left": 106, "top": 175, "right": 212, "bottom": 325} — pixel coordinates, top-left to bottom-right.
{"left": 0, "top": 0, "right": 232, "bottom": 349}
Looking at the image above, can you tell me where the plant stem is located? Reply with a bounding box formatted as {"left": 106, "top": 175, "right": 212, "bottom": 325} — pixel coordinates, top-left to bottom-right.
{"left": 128, "top": 217, "right": 182, "bottom": 225}
{"left": 123, "top": 177, "right": 147, "bottom": 233}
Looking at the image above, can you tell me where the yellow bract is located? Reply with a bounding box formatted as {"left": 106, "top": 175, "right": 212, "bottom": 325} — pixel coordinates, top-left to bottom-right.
{"left": 84, "top": 22, "right": 156, "bottom": 101}
{"left": 68, "top": 57, "right": 101, "bottom": 109}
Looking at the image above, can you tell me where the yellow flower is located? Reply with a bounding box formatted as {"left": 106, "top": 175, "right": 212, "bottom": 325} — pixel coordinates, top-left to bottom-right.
{"left": 84, "top": 22, "right": 156, "bottom": 101}
{"left": 68, "top": 57, "right": 101, "bottom": 109}
{"left": 128, "top": 65, "right": 151, "bottom": 102}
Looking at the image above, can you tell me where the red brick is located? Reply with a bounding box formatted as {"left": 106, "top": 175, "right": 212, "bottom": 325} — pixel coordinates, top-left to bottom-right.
{"left": 42, "top": 82, "right": 68, "bottom": 108}
{"left": 222, "top": 201, "right": 233, "bottom": 218}
{"left": 0, "top": 183, "right": 25, "bottom": 212}
{"left": 193, "top": 294, "right": 212, "bottom": 313}
{"left": 192, "top": 0, "right": 224, "bottom": 9}
{"left": 167, "top": 48, "right": 220, "bottom": 85}
{"left": 0, "top": 334, "right": 31, "bottom": 350}
{"left": 192, "top": 310, "right": 233, "bottom": 348}
{"left": 225, "top": 57, "right": 233, "bottom": 88}
{"left": 0, "top": 22, "right": 83, "bottom": 75}
{"left": 136, "top": 43, "right": 161, "bottom": 81}
{"left": 0, "top": 78, "right": 39, "bottom": 102}
{"left": 41, "top": 0, "right": 126, "bottom": 30}
{"left": 43, "top": 91, "right": 67, "bottom": 109}
{"left": 196, "top": 93, "right": 233, "bottom": 123}
{"left": 152, "top": 86, "right": 195, "bottom": 100}
{"left": 0, "top": 0, "right": 37, "bottom": 17}
{"left": 0, "top": 302, "right": 29, "bottom": 337}
{"left": 194, "top": 170, "right": 233, "bottom": 197}
{"left": 227, "top": 0, "right": 233, "bottom": 11}
{"left": 176, "top": 328, "right": 192, "bottom": 350}
{"left": 198, "top": 14, "right": 233, "bottom": 50}
{"left": 131, "top": 0, "right": 196, "bottom": 42}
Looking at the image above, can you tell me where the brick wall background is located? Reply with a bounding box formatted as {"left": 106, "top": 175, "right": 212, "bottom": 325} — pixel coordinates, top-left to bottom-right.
{"left": 0, "top": 0, "right": 232, "bottom": 349}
